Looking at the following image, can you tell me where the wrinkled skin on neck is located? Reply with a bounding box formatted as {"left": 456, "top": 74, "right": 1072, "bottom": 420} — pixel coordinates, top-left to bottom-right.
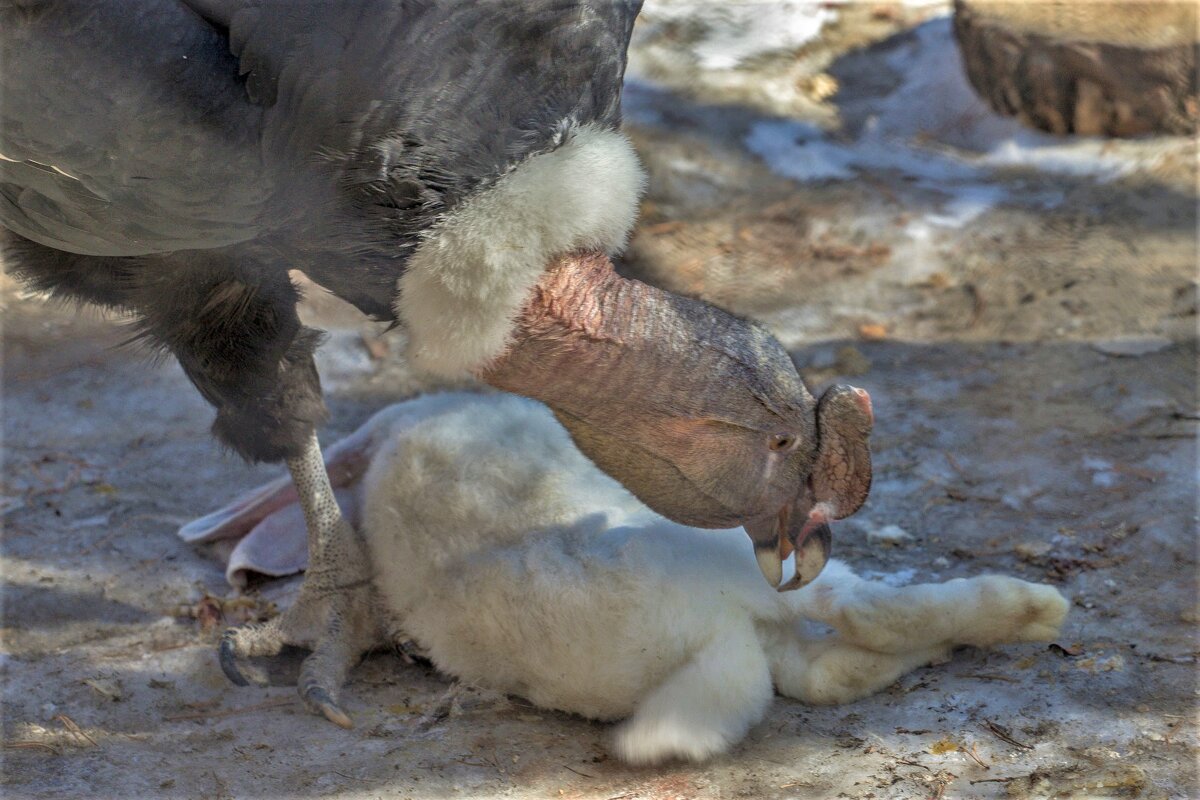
{"left": 480, "top": 251, "right": 872, "bottom": 589}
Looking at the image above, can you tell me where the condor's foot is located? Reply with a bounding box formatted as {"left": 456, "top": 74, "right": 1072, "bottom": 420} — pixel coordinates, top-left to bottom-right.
{"left": 218, "top": 567, "right": 381, "bottom": 728}
{"left": 218, "top": 431, "right": 382, "bottom": 728}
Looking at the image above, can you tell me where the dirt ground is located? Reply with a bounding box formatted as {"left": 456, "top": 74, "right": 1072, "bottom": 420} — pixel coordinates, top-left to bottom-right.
{"left": 2, "top": 3, "right": 1197, "bottom": 799}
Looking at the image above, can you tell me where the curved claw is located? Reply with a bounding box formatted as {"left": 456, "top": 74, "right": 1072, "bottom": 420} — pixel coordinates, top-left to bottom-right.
{"left": 303, "top": 685, "right": 354, "bottom": 729}
{"left": 219, "top": 630, "right": 251, "bottom": 687}
{"left": 777, "top": 522, "right": 832, "bottom": 592}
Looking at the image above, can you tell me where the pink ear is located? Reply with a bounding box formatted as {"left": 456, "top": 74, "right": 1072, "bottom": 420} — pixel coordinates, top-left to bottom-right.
{"left": 177, "top": 409, "right": 387, "bottom": 544}
{"left": 178, "top": 472, "right": 298, "bottom": 544}
{"left": 224, "top": 487, "right": 362, "bottom": 587}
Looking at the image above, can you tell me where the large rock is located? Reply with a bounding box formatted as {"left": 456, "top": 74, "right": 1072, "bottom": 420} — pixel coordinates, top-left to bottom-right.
{"left": 953, "top": 0, "right": 1197, "bottom": 136}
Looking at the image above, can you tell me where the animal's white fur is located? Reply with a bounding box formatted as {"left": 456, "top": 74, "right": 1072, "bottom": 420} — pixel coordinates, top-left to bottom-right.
{"left": 360, "top": 393, "right": 1069, "bottom": 765}
{"left": 395, "top": 124, "right": 646, "bottom": 378}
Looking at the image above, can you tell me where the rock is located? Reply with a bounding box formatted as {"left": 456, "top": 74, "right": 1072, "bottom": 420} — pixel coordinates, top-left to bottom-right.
{"left": 954, "top": 0, "right": 1198, "bottom": 137}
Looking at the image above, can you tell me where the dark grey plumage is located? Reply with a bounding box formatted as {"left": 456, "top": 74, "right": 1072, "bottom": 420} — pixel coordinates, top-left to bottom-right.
{"left": 2, "top": 0, "right": 641, "bottom": 460}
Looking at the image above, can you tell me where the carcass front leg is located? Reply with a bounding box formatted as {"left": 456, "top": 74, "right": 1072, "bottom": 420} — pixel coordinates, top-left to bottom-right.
{"left": 219, "top": 432, "right": 381, "bottom": 728}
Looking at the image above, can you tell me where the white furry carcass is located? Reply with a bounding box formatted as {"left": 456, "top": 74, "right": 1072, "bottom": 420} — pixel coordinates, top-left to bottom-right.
{"left": 185, "top": 392, "right": 1068, "bottom": 764}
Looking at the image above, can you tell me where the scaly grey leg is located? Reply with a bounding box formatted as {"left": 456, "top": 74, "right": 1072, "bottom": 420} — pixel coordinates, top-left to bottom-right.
{"left": 218, "top": 432, "right": 381, "bottom": 728}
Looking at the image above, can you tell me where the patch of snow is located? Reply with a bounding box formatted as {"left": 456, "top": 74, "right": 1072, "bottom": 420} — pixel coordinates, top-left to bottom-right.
{"left": 68, "top": 512, "right": 111, "bottom": 530}
{"left": 1001, "top": 483, "right": 1040, "bottom": 510}
{"left": 1082, "top": 456, "right": 1114, "bottom": 471}
{"left": 1091, "top": 336, "right": 1174, "bottom": 357}
{"left": 744, "top": 122, "right": 854, "bottom": 181}
{"left": 644, "top": 1, "right": 836, "bottom": 70}
{"left": 866, "top": 523, "right": 915, "bottom": 547}
{"left": 0, "top": 495, "right": 24, "bottom": 517}
{"left": 743, "top": 16, "right": 1179, "bottom": 222}
{"left": 925, "top": 184, "right": 1007, "bottom": 228}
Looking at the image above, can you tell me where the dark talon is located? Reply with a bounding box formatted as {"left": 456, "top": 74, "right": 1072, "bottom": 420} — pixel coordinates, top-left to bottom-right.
{"left": 303, "top": 685, "right": 354, "bottom": 729}
{"left": 219, "top": 629, "right": 250, "bottom": 687}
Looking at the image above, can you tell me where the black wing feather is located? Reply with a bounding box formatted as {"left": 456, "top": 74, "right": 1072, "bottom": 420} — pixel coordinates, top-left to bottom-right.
{"left": 0, "top": 0, "right": 272, "bottom": 255}
{"left": 2, "top": 0, "right": 643, "bottom": 315}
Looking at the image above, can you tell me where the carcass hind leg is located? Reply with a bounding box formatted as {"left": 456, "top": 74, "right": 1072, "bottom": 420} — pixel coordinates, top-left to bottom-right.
{"left": 798, "top": 562, "right": 1068, "bottom": 654}
{"left": 611, "top": 622, "right": 772, "bottom": 765}
{"left": 764, "top": 626, "right": 950, "bottom": 706}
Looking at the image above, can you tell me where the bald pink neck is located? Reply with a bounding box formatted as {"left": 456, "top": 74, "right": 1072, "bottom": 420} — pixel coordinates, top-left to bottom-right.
{"left": 479, "top": 251, "right": 677, "bottom": 413}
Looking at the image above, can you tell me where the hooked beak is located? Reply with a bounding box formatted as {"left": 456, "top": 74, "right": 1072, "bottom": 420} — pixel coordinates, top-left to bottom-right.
{"left": 745, "top": 506, "right": 833, "bottom": 591}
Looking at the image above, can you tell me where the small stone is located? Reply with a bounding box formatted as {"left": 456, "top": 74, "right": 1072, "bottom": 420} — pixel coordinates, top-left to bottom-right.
{"left": 933, "top": 556, "right": 950, "bottom": 568}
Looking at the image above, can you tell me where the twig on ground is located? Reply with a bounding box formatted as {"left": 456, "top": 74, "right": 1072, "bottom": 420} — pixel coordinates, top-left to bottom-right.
{"left": 3, "top": 740, "right": 61, "bottom": 754}
{"left": 211, "top": 770, "right": 230, "bottom": 800}
{"left": 164, "top": 697, "right": 295, "bottom": 722}
{"left": 53, "top": 714, "right": 98, "bottom": 747}
{"left": 962, "top": 742, "right": 990, "bottom": 770}
{"left": 980, "top": 720, "right": 1034, "bottom": 751}
{"left": 942, "top": 450, "right": 967, "bottom": 477}
{"left": 562, "top": 765, "right": 595, "bottom": 778}
{"left": 332, "top": 770, "right": 379, "bottom": 783}
{"left": 963, "top": 673, "right": 1020, "bottom": 683}
{"left": 641, "top": 220, "right": 686, "bottom": 236}
{"left": 969, "top": 777, "right": 1014, "bottom": 785}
